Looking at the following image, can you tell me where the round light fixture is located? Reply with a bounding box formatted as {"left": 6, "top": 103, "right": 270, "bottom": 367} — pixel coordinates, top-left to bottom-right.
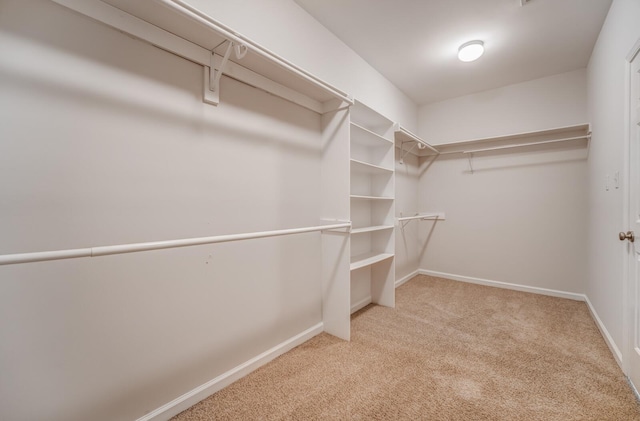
{"left": 458, "top": 40, "right": 484, "bottom": 62}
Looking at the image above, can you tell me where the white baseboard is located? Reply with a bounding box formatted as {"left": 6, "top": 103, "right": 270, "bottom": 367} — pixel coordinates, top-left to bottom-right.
{"left": 584, "top": 295, "right": 623, "bottom": 368}
{"left": 136, "top": 323, "right": 324, "bottom": 421}
{"left": 351, "top": 296, "right": 372, "bottom": 314}
{"left": 395, "top": 270, "right": 419, "bottom": 288}
{"left": 626, "top": 376, "right": 640, "bottom": 402}
{"left": 418, "top": 269, "right": 585, "bottom": 301}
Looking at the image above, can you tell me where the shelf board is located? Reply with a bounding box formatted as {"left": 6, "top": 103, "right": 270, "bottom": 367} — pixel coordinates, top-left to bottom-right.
{"left": 427, "top": 123, "right": 591, "bottom": 156}
{"left": 350, "top": 195, "right": 394, "bottom": 201}
{"left": 351, "top": 225, "right": 394, "bottom": 234}
{"left": 350, "top": 123, "right": 394, "bottom": 147}
{"left": 350, "top": 252, "right": 394, "bottom": 271}
{"left": 350, "top": 159, "right": 393, "bottom": 174}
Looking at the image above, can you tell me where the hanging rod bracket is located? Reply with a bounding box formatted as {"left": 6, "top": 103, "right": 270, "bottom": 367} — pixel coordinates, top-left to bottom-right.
{"left": 320, "top": 219, "right": 352, "bottom": 233}
{"left": 399, "top": 141, "right": 418, "bottom": 165}
{"left": 203, "top": 57, "right": 220, "bottom": 106}
{"left": 204, "top": 40, "right": 247, "bottom": 106}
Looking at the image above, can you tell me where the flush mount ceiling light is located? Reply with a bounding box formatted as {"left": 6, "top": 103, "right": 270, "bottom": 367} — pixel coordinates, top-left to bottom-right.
{"left": 458, "top": 40, "right": 484, "bottom": 62}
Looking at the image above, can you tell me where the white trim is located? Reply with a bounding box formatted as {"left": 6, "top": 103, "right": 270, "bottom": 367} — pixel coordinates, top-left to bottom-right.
{"left": 418, "top": 269, "right": 585, "bottom": 301}
{"left": 350, "top": 296, "right": 372, "bottom": 314}
{"left": 395, "top": 270, "right": 419, "bottom": 288}
{"left": 622, "top": 46, "right": 633, "bottom": 377}
{"left": 626, "top": 37, "right": 640, "bottom": 62}
{"left": 585, "top": 295, "right": 623, "bottom": 368}
{"left": 627, "top": 376, "right": 640, "bottom": 402}
{"left": 623, "top": 36, "right": 640, "bottom": 380}
{"left": 135, "top": 323, "right": 323, "bottom": 421}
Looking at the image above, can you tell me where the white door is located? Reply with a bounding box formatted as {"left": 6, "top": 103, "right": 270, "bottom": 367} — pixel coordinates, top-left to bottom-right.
{"left": 625, "top": 46, "right": 640, "bottom": 389}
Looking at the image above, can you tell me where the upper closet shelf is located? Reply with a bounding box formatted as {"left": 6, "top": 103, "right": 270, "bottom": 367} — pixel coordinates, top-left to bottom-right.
{"left": 394, "top": 124, "right": 439, "bottom": 163}
{"left": 51, "top": 0, "right": 353, "bottom": 114}
{"left": 426, "top": 123, "right": 591, "bottom": 157}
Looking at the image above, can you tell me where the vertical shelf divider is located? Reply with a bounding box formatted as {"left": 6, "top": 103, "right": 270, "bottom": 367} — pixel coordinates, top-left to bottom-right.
{"left": 321, "top": 101, "right": 352, "bottom": 340}
{"left": 349, "top": 100, "right": 396, "bottom": 314}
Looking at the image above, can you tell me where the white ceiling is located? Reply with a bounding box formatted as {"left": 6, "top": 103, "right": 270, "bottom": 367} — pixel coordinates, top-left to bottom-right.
{"left": 294, "top": 0, "right": 612, "bottom": 105}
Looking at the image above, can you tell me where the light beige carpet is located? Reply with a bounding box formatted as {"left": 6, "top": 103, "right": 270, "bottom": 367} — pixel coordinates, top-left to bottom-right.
{"left": 172, "top": 275, "right": 640, "bottom": 420}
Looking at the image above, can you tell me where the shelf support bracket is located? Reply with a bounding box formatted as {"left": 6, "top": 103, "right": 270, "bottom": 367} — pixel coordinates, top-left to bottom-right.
{"left": 399, "top": 141, "right": 418, "bottom": 165}
{"left": 203, "top": 40, "right": 244, "bottom": 106}
{"left": 468, "top": 152, "right": 474, "bottom": 174}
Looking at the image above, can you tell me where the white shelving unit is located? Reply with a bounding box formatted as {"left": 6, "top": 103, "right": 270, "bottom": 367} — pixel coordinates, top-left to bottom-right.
{"left": 349, "top": 100, "right": 396, "bottom": 314}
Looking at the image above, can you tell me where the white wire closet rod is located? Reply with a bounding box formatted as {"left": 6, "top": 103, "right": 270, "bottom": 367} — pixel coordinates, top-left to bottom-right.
{"left": 396, "top": 214, "right": 441, "bottom": 222}
{"left": 0, "top": 222, "right": 351, "bottom": 266}
{"left": 438, "top": 135, "right": 590, "bottom": 156}
{"left": 158, "top": 0, "right": 353, "bottom": 105}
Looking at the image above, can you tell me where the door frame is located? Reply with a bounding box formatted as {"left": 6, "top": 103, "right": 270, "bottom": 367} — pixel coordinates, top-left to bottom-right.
{"left": 622, "top": 37, "right": 640, "bottom": 384}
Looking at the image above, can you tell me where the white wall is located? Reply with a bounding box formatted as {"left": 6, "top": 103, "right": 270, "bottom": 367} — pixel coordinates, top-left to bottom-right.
{"left": 586, "top": 0, "right": 640, "bottom": 359}
{"left": 186, "top": 0, "right": 418, "bottom": 131}
{"left": 419, "top": 69, "right": 588, "bottom": 144}
{"left": 417, "top": 71, "right": 589, "bottom": 295}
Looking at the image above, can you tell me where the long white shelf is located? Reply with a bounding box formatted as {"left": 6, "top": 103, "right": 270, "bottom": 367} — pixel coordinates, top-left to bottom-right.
{"left": 350, "top": 252, "right": 394, "bottom": 271}
{"left": 351, "top": 225, "right": 394, "bottom": 234}
{"left": 429, "top": 123, "right": 591, "bottom": 156}
{"left": 350, "top": 159, "right": 393, "bottom": 175}
{"left": 350, "top": 195, "right": 394, "bottom": 201}
{"left": 52, "top": 0, "right": 352, "bottom": 114}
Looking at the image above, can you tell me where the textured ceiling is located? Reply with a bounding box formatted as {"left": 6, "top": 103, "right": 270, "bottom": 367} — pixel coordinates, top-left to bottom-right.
{"left": 295, "top": 0, "right": 612, "bottom": 105}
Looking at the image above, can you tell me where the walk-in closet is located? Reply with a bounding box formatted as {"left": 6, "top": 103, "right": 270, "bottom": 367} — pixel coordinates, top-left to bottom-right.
{"left": 2, "top": 0, "right": 640, "bottom": 420}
